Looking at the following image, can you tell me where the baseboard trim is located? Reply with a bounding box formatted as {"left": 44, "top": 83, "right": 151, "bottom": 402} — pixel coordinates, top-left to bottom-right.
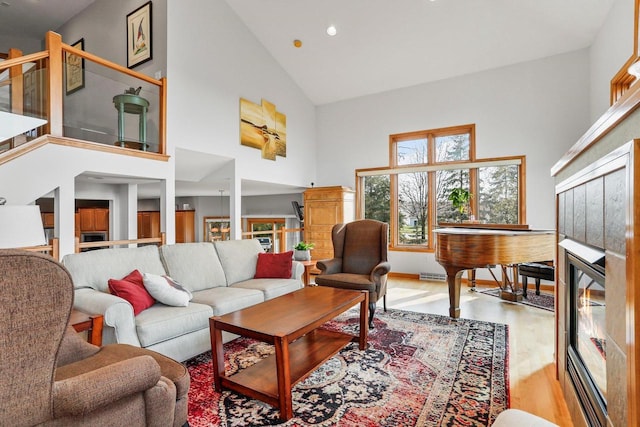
{"left": 387, "top": 272, "right": 555, "bottom": 292}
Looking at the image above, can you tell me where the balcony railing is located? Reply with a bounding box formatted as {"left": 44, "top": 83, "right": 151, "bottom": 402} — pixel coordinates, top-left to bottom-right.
{"left": 0, "top": 31, "right": 166, "bottom": 155}
{"left": 73, "top": 228, "right": 305, "bottom": 255}
{"left": 242, "top": 227, "right": 304, "bottom": 253}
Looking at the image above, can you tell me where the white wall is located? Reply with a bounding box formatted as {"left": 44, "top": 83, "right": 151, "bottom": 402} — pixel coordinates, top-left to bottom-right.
{"left": 56, "top": 0, "right": 168, "bottom": 150}
{"left": 589, "top": 0, "right": 635, "bottom": 121}
{"left": 0, "top": 35, "right": 42, "bottom": 54}
{"left": 166, "top": 0, "right": 317, "bottom": 191}
{"left": 316, "top": 50, "right": 592, "bottom": 275}
{"left": 57, "top": 0, "right": 167, "bottom": 77}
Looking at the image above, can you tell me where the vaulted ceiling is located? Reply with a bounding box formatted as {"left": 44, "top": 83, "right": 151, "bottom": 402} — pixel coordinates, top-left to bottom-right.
{"left": 0, "top": 0, "right": 616, "bottom": 197}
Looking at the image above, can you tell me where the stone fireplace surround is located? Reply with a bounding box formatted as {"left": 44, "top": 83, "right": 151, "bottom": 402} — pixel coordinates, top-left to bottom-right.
{"left": 553, "top": 89, "right": 640, "bottom": 426}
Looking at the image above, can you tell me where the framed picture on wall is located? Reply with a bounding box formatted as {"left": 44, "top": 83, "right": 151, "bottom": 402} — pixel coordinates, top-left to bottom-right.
{"left": 126, "top": 1, "right": 153, "bottom": 69}
{"left": 65, "top": 38, "right": 85, "bottom": 95}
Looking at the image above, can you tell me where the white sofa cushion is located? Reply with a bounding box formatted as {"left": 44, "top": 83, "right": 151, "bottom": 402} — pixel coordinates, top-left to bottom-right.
{"left": 63, "top": 245, "right": 167, "bottom": 293}
{"left": 159, "top": 242, "right": 227, "bottom": 292}
{"left": 135, "top": 302, "right": 213, "bottom": 348}
{"left": 232, "top": 278, "right": 303, "bottom": 300}
{"left": 191, "top": 286, "right": 264, "bottom": 316}
{"left": 214, "top": 239, "right": 263, "bottom": 285}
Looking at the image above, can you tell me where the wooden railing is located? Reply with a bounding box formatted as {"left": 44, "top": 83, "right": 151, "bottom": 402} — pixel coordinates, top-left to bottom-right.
{"left": 74, "top": 233, "right": 166, "bottom": 253}
{"left": 22, "top": 238, "right": 60, "bottom": 261}
{"left": 242, "top": 227, "right": 304, "bottom": 253}
{"left": 0, "top": 31, "right": 167, "bottom": 155}
{"left": 72, "top": 228, "right": 300, "bottom": 254}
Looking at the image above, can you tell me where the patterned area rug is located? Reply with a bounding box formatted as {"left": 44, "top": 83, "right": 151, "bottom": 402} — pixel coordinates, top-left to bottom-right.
{"left": 185, "top": 309, "right": 510, "bottom": 426}
{"left": 478, "top": 288, "right": 555, "bottom": 312}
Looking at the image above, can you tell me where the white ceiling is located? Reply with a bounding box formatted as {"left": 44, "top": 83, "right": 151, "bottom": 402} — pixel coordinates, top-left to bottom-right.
{"left": 1, "top": 0, "right": 616, "bottom": 105}
{"left": 1, "top": 0, "right": 616, "bottom": 197}
{"left": 0, "top": 0, "right": 96, "bottom": 38}
{"left": 224, "top": 0, "right": 614, "bottom": 105}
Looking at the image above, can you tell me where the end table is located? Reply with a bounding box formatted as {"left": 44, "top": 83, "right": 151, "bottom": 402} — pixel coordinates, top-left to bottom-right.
{"left": 70, "top": 309, "right": 104, "bottom": 346}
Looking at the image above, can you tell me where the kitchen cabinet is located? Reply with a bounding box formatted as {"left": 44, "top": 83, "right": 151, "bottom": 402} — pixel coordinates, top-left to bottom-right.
{"left": 137, "top": 211, "right": 161, "bottom": 239}
{"left": 137, "top": 210, "right": 195, "bottom": 243}
{"left": 41, "top": 213, "right": 54, "bottom": 228}
{"left": 175, "top": 210, "right": 195, "bottom": 243}
{"left": 75, "top": 213, "right": 80, "bottom": 238}
{"left": 78, "top": 208, "right": 109, "bottom": 232}
{"left": 303, "top": 186, "right": 355, "bottom": 262}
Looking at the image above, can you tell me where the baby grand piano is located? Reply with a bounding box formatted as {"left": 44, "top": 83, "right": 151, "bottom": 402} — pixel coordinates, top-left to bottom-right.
{"left": 434, "top": 226, "right": 555, "bottom": 318}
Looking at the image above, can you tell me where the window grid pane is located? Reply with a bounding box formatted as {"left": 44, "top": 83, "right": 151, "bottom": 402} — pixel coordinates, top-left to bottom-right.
{"left": 478, "top": 165, "right": 519, "bottom": 224}
{"left": 398, "top": 172, "right": 428, "bottom": 246}
{"left": 396, "top": 138, "right": 428, "bottom": 166}
{"left": 363, "top": 175, "right": 391, "bottom": 224}
{"left": 436, "top": 169, "right": 471, "bottom": 223}
{"left": 435, "top": 133, "right": 470, "bottom": 162}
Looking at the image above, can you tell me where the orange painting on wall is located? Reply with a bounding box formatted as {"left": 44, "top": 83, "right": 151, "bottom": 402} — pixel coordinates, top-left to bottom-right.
{"left": 240, "top": 98, "right": 286, "bottom": 161}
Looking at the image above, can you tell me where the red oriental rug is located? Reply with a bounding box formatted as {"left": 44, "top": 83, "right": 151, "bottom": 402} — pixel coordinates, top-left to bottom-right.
{"left": 185, "top": 309, "right": 510, "bottom": 426}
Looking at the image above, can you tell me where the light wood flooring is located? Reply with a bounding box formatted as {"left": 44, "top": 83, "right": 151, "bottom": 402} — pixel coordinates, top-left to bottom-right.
{"left": 384, "top": 277, "right": 573, "bottom": 426}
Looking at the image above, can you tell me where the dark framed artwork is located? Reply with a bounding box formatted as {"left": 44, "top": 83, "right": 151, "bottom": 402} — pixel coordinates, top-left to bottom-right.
{"left": 127, "top": 1, "right": 153, "bottom": 69}
{"left": 65, "top": 38, "right": 85, "bottom": 95}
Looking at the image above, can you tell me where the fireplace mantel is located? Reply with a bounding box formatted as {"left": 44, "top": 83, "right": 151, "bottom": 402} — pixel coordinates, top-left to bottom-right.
{"left": 555, "top": 137, "right": 640, "bottom": 427}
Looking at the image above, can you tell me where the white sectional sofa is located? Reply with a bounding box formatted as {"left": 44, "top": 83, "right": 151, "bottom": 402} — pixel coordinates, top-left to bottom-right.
{"left": 62, "top": 239, "right": 304, "bottom": 362}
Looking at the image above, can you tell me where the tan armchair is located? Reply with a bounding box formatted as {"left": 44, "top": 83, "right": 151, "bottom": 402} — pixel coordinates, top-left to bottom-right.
{"left": 315, "top": 219, "right": 391, "bottom": 328}
{"left": 0, "top": 250, "right": 189, "bottom": 427}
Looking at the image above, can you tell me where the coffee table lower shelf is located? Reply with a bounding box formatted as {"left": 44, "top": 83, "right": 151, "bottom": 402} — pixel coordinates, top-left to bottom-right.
{"left": 220, "top": 328, "right": 353, "bottom": 406}
{"left": 210, "top": 286, "right": 368, "bottom": 420}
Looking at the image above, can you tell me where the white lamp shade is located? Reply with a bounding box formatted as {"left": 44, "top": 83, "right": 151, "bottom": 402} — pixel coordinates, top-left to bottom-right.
{"left": 0, "top": 111, "right": 48, "bottom": 141}
{"left": 0, "top": 205, "right": 46, "bottom": 248}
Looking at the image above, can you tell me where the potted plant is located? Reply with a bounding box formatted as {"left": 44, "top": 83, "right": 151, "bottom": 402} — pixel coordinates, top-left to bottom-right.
{"left": 294, "top": 241, "right": 315, "bottom": 261}
{"left": 448, "top": 187, "right": 473, "bottom": 221}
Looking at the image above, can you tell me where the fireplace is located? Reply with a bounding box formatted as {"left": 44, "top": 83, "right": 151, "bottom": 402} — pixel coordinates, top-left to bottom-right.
{"left": 561, "top": 239, "right": 606, "bottom": 427}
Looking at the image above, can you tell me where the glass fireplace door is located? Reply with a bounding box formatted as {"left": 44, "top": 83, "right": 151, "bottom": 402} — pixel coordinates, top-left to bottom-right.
{"left": 568, "top": 253, "right": 607, "bottom": 427}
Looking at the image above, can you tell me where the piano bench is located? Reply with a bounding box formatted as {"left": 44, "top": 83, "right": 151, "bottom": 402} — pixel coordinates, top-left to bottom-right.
{"left": 518, "top": 262, "right": 555, "bottom": 297}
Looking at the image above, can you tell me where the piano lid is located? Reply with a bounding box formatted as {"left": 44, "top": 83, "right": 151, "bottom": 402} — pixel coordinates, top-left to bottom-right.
{"left": 434, "top": 227, "right": 555, "bottom": 236}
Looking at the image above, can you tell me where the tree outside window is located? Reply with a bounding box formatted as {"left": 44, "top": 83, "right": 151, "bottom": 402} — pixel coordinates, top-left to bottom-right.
{"left": 357, "top": 123, "right": 525, "bottom": 251}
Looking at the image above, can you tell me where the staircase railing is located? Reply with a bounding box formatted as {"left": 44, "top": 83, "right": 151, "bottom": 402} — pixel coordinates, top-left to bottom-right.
{"left": 0, "top": 31, "right": 166, "bottom": 155}
{"left": 74, "top": 234, "right": 166, "bottom": 253}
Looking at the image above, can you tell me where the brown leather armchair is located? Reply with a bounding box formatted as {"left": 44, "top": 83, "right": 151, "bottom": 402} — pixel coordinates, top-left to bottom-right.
{"left": 315, "top": 219, "right": 391, "bottom": 328}
{"left": 0, "top": 250, "right": 189, "bottom": 427}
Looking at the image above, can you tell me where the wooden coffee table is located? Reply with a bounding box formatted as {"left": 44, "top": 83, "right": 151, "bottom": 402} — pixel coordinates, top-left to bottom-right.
{"left": 209, "top": 286, "right": 368, "bottom": 420}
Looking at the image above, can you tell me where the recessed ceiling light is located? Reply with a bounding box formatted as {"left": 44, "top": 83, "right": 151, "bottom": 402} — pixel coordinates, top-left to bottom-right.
{"left": 326, "top": 25, "right": 337, "bottom": 36}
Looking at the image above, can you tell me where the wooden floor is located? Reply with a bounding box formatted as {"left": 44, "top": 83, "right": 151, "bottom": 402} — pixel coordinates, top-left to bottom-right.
{"left": 384, "top": 277, "right": 574, "bottom": 427}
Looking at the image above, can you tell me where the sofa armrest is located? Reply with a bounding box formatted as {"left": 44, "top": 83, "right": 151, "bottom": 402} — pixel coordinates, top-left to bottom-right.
{"left": 74, "top": 288, "right": 141, "bottom": 347}
{"left": 53, "top": 355, "right": 161, "bottom": 417}
{"left": 316, "top": 258, "right": 342, "bottom": 275}
{"left": 370, "top": 261, "right": 391, "bottom": 282}
{"left": 291, "top": 261, "right": 304, "bottom": 280}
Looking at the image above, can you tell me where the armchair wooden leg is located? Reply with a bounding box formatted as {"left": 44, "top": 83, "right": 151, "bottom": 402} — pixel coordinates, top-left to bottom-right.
{"left": 369, "top": 301, "right": 376, "bottom": 329}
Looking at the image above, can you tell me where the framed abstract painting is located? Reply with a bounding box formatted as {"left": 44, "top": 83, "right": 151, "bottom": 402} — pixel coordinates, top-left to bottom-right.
{"left": 127, "top": 1, "right": 153, "bottom": 69}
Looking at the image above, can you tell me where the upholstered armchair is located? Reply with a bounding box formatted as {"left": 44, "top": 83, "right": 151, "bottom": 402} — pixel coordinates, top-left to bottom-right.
{"left": 315, "top": 219, "right": 391, "bottom": 328}
{"left": 0, "top": 250, "right": 189, "bottom": 427}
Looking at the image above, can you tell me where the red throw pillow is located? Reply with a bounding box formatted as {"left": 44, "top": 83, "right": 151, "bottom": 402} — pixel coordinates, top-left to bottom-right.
{"left": 254, "top": 251, "right": 293, "bottom": 279}
{"left": 108, "top": 269, "right": 155, "bottom": 315}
